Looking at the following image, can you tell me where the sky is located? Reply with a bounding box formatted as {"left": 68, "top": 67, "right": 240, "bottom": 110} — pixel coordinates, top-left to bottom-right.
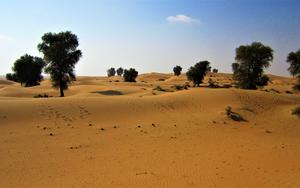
{"left": 0, "top": 0, "right": 300, "bottom": 76}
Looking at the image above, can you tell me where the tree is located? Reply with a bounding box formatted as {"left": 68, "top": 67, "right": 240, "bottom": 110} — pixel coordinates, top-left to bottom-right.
{"left": 6, "top": 73, "right": 18, "bottom": 82}
{"left": 173, "top": 65, "right": 182, "bottom": 76}
{"left": 212, "top": 68, "right": 218, "bottom": 73}
{"left": 38, "top": 31, "right": 82, "bottom": 97}
{"left": 8, "top": 54, "right": 45, "bottom": 86}
{"left": 287, "top": 49, "right": 300, "bottom": 90}
{"left": 107, "top": 67, "right": 116, "bottom": 77}
{"left": 117, "top": 67, "right": 124, "bottom": 76}
{"left": 232, "top": 42, "right": 273, "bottom": 89}
{"left": 123, "top": 68, "right": 138, "bottom": 82}
{"left": 186, "top": 61, "right": 210, "bottom": 87}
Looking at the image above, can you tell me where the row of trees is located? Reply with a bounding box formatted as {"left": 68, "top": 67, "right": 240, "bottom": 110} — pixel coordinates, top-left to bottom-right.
{"left": 5, "top": 31, "right": 300, "bottom": 96}
{"left": 7, "top": 31, "right": 82, "bottom": 97}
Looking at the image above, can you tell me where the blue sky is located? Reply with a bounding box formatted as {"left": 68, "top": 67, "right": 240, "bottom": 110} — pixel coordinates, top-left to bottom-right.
{"left": 0, "top": 0, "right": 300, "bottom": 76}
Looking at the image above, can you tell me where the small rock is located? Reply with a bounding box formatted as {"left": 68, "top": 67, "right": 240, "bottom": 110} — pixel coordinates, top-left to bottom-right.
{"left": 100, "top": 128, "right": 105, "bottom": 131}
{"left": 49, "top": 133, "right": 54, "bottom": 136}
{"left": 265, "top": 129, "right": 272, "bottom": 134}
{"left": 212, "top": 121, "right": 216, "bottom": 124}
{"left": 113, "top": 126, "right": 117, "bottom": 128}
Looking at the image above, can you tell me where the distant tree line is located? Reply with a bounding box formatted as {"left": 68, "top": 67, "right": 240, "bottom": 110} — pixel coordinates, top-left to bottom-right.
{"left": 6, "top": 36, "right": 300, "bottom": 97}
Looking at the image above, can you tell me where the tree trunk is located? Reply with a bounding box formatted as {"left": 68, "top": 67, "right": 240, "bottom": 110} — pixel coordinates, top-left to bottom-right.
{"left": 60, "top": 80, "right": 64, "bottom": 97}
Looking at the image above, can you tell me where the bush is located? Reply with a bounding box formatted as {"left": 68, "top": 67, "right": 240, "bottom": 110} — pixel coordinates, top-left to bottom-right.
{"left": 123, "top": 68, "right": 138, "bottom": 82}
{"left": 6, "top": 73, "right": 18, "bottom": 82}
{"left": 186, "top": 61, "right": 210, "bottom": 87}
{"left": 107, "top": 67, "right": 116, "bottom": 77}
{"left": 292, "top": 106, "right": 300, "bottom": 117}
{"left": 212, "top": 68, "right": 218, "bottom": 73}
{"left": 33, "top": 94, "right": 51, "bottom": 98}
{"left": 173, "top": 65, "right": 182, "bottom": 76}
{"left": 225, "top": 106, "right": 245, "bottom": 121}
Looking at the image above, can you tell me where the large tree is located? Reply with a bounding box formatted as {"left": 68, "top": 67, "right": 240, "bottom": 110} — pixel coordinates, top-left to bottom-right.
{"left": 186, "top": 61, "right": 210, "bottom": 87}
{"left": 232, "top": 42, "right": 273, "bottom": 89}
{"left": 8, "top": 54, "right": 45, "bottom": 87}
{"left": 38, "top": 31, "right": 82, "bottom": 97}
{"left": 287, "top": 49, "right": 300, "bottom": 90}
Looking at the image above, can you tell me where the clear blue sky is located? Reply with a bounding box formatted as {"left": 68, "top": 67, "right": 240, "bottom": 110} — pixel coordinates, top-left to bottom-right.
{"left": 1, "top": 0, "right": 300, "bottom": 76}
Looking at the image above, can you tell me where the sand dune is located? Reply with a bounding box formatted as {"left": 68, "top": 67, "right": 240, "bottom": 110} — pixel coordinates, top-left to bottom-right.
{"left": 0, "top": 73, "right": 300, "bottom": 187}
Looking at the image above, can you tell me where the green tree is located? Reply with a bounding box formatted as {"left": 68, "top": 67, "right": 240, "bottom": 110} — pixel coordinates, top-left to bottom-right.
{"left": 287, "top": 49, "right": 300, "bottom": 90}
{"left": 107, "top": 67, "right": 116, "bottom": 77}
{"left": 212, "top": 68, "right": 218, "bottom": 73}
{"left": 232, "top": 42, "right": 273, "bottom": 89}
{"left": 117, "top": 67, "right": 124, "bottom": 76}
{"left": 186, "top": 61, "right": 210, "bottom": 87}
{"left": 123, "top": 68, "right": 138, "bottom": 82}
{"left": 173, "top": 65, "right": 182, "bottom": 76}
{"left": 8, "top": 54, "right": 45, "bottom": 86}
{"left": 38, "top": 31, "right": 82, "bottom": 97}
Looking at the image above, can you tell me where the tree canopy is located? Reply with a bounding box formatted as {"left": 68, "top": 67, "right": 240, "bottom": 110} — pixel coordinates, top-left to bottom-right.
{"left": 107, "top": 67, "right": 116, "bottom": 77}
{"left": 287, "top": 49, "right": 300, "bottom": 90}
{"left": 123, "top": 68, "right": 138, "bottom": 82}
{"left": 117, "top": 67, "right": 124, "bottom": 76}
{"left": 8, "top": 54, "right": 45, "bottom": 87}
{"left": 232, "top": 42, "right": 273, "bottom": 89}
{"left": 186, "top": 61, "right": 210, "bottom": 87}
{"left": 38, "top": 31, "right": 82, "bottom": 97}
{"left": 173, "top": 65, "right": 182, "bottom": 76}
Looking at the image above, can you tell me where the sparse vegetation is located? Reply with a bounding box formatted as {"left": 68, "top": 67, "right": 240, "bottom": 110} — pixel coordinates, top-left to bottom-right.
{"left": 186, "top": 61, "right": 210, "bottom": 87}
{"left": 287, "top": 49, "right": 300, "bottom": 90}
{"left": 107, "top": 67, "right": 116, "bottom": 77}
{"left": 225, "top": 106, "right": 245, "bottom": 121}
{"left": 33, "top": 94, "right": 52, "bottom": 98}
{"left": 172, "top": 84, "right": 189, "bottom": 90}
{"left": 123, "top": 68, "right": 138, "bottom": 82}
{"left": 173, "top": 65, "right": 182, "bottom": 76}
{"left": 232, "top": 42, "right": 273, "bottom": 89}
{"left": 212, "top": 68, "right": 218, "bottom": 73}
{"left": 153, "top": 86, "right": 166, "bottom": 91}
{"left": 7, "top": 54, "right": 46, "bottom": 87}
{"left": 292, "top": 106, "right": 300, "bottom": 117}
{"left": 38, "top": 31, "right": 82, "bottom": 97}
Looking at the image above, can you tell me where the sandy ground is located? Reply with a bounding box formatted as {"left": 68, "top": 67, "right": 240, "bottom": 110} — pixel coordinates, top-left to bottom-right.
{"left": 0, "top": 73, "right": 300, "bottom": 187}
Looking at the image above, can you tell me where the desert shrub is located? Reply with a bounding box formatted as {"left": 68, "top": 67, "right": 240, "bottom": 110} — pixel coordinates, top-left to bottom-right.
{"left": 123, "top": 68, "right": 138, "bottom": 82}
{"left": 225, "top": 106, "right": 245, "bottom": 121}
{"left": 292, "top": 106, "right": 300, "bottom": 117}
{"left": 173, "top": 65, "right": 182, "bottom": 76}
{"left": 208, "top": 78, "right": 219, "bottom": 88}
{"left": 172, "top": 84, "right": 189, "bottom": 90}
{"left": 212, "top": 68, "right": 218, "bottom": 73}
{"left": 6, "top": 73, "right": 18, "bottom": 82}
{"left": 107, "top": 67, "right": 116, "bottom": 77}
{"left": 285, "top": 90, "right": 293, "bottom": 94}
{"left": 287, "top": 49, "right": 300, "bottom": 90}
{"left": 232, "top": 42, "right": 273, "bottom": 89}
{"left": 116, "top": 67, "right": 124, "bottom": 76}
{"left": 153, "top": 86, "right": 166, "bottom": 91}
{"left": 33, "top": 94, "right": 51, "bottom": 98}
{"left": 186, "top": 61, "right": 210, "bottom": 87}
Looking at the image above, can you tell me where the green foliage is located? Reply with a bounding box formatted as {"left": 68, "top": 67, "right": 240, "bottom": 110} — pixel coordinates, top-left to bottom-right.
{"left": 186, "top": 61, "right": 210, "bottom": 87}
{"left": 107, "top": 67, "right": 116, "bottom": 77}
{"left": 116, "top": 67, "right": 124, "bottom": 76}
{"left": 123, "top": 68, "right": 138, "bottom": 82}
{"left": 232, "top": 42, "right": 273, "bottom": 89}
{"left": 6, "top": 73, "right": 18, "bottom": 82}
{"left": 9, "top": 54, "right": 45, "bottom": 87}
{"left": 287, "top": 49, "right": 300, "bottom": 90}
{"left": 292, "top": 106, "right": 300, "bottom": 117}
{"left": 38, "top": 31, "right": 82, "bottom": 97}
{"left": 173, "top": 65, "right": 182, "bottom": 76}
